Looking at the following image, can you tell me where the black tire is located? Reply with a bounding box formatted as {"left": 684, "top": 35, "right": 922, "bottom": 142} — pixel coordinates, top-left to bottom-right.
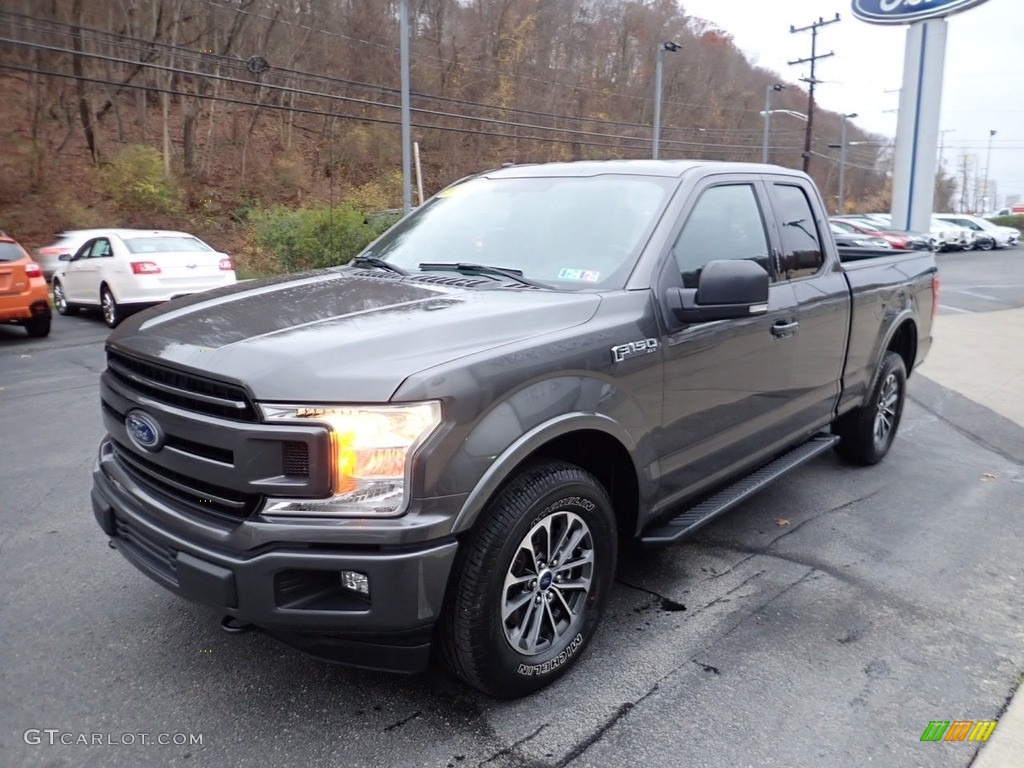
{"left": 52, "top": 280, "right": 78, "bottom": 316}
{"left": 833, "top": 351, "right": 907, "bottom": 465}
{"left": 24, "top": 312, "right": 51, "bottom": 338}
{"left": 437, "top": 461, "right": 617, "bottom": 698}
{"left": 978, "top": 238, "right": 994, "bottom": 251}
{"left": 101, "top": 285, "right": 122, "bottom": 328}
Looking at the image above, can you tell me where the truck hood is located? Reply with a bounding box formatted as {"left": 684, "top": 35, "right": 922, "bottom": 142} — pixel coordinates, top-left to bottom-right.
{"left": 108, "top": 270, "right": 602, "bottom": 402}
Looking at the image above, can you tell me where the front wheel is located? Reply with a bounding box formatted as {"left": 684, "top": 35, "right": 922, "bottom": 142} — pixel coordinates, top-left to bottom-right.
{"left": 833, "top": 351, "right": 907, "bottom": 465}
{"left": 977, "top": 238, "right": 994, "bottom": 251}
{"left": 437, "top": 461, "right": 617, "bottom": 698}
{"left": 53, "top": 280, "right": 78, "bottom": 316}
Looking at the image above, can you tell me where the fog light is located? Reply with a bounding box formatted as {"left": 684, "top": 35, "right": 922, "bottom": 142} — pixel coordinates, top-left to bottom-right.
{"left": 340, "top": 570, "right": 369, "bottom": 597}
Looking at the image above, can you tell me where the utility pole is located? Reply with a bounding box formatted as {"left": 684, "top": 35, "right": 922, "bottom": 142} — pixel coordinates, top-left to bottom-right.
{"left": 958, "top": 153, "right": 970, "bottom": 214}
{"left": 983, "top": 129, "right": 997, "bottom": 214}
{"left": 788, "top": 14, "right": 840, "bottom": 175}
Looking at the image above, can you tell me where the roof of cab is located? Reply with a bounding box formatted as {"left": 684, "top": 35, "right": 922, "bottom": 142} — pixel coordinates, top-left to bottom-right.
{"left": 483, "top": 159, "right": 803, "bottom": 179}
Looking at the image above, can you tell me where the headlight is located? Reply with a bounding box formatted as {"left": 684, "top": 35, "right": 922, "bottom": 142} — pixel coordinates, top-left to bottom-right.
{"left": 260, "top": 401, "right": 442, "bottom": 517}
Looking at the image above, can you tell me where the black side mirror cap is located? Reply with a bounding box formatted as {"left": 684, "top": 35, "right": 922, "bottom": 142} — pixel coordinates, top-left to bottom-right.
{"left": 666, "top": 259, "right": 770, "bottom": 324}
{"left": 58, "top": 254, "right": 72, "bottom": 261}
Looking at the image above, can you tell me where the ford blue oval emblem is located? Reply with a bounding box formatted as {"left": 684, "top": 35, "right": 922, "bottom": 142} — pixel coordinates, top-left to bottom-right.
{"left": 852, "top": 0, "right": 991, "bottom": 25}
{"left": 125, "top": 410, "right": 164, "bottom": 452}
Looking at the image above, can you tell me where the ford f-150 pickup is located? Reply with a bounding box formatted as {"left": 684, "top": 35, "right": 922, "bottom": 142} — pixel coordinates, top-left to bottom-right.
{"left": 91, "top": 160, "right": 938, "bottom": 697}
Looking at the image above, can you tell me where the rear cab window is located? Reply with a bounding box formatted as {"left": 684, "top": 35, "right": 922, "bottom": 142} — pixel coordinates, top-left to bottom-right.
{"left": 771, "top": 183, "right": 825, "bottom": 280}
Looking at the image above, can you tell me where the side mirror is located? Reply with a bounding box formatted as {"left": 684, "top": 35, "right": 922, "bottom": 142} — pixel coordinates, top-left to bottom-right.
{"left": 665, "top": 259, "right": 769, "bottom": 324}
{"left": 58, "top": 253, "right": 72, "bottom": 262}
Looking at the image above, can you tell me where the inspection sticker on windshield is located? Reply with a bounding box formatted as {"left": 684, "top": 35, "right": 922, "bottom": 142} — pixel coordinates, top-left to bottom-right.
{"left": 558, "top": 268, "right": 601, "bottom": 282}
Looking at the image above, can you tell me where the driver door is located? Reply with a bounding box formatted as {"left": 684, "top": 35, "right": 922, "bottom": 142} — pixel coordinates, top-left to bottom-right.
{"left": 653, "top": 177, "right": 801, "bottom": 509}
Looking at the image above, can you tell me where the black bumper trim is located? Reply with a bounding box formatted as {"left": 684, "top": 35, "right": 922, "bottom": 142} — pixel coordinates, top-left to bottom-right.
{"left": 92, "top": 471, "right": 458, "bottom": 673}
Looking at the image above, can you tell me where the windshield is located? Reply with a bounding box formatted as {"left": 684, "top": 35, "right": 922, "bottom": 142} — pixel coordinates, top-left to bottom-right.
{"left": 123, "top": 236, "right": 214, "bottom": 254}
{"left": 0, "top": 242, "right": 25, "bottom": 262}
{"left": 362, "top": 175, "right": 674, "bottom": 289}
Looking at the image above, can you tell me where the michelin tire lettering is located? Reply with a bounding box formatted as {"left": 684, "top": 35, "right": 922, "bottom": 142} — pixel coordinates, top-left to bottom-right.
{"left": 517, "top": 633, "right": 585, "bottom": 676}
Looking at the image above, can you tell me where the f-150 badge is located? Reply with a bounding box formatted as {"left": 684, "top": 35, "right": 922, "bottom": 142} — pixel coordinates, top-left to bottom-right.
{"left": 611, "top": 338, "right": 659, "bottom": 363}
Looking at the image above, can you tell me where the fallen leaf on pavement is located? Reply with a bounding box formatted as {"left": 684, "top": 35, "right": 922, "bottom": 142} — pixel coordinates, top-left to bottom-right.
{"left": 775, "top": 518, "right": 790, "bottom": 527}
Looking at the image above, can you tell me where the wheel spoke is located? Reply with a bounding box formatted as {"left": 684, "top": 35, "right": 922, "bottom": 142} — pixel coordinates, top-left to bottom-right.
{"left": 543, "top": 600, "right": 563, "bottom": 643}
{"left": 554, "top": 524, "right": 586, "bottom": 565}
{"left": 509, "top": 599, "right": 538, "bottom": 646}
{"left": 502, "top": 590, "right": 534, "bottom": 622}
{"left": 525, "top": 598, "right": 545, "bottom": 651}
{"left": 537, "top": 516, "right": 554, "bottom": 565}
{"left": 551, "top": 519, "right": 573, "bottom": 564}
{"left": 553, "top": 575, "right": 592, "bottom": 592}
{"left": 550, "top": 586, "right": 576, "bottom": 618}
{"left": 504, "top": 570, "right": 534, "bottom": 590}
{"left": 553, "top": 549, "right": 594, "bottom": 574}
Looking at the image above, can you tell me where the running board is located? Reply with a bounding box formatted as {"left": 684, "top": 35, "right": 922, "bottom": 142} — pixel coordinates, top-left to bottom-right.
{"left": 640, "top": 433, "right": 840, "bottom": 547}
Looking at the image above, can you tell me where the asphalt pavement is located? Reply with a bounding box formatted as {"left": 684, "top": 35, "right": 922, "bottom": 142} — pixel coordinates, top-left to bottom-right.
{"left": 919, "top": 288, "right": 1024, "bottom": 767}
{"left": 1, "top": 249, "right": 1022, "bottom": 768}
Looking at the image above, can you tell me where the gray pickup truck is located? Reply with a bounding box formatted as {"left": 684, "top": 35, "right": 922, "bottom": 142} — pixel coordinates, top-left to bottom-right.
{"left": 92, "top": 160, "right": 937, "bottom": 697}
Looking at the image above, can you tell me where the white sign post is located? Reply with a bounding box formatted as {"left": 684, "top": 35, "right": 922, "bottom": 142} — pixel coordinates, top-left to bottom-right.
{"left": 851, "top": 0, "right": 992, "bottom": 230}
{"left": 891, "top": 19, "right": 947, "bottom": 232}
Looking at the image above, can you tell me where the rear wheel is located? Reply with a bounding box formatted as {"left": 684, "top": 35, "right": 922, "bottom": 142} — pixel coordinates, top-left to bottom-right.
{"left": 53, "top": 280, "right": 78, "bottom": 316}
{"left": 437, "top": 461, "right": 617, "bottom": 698}
{"left": 101, "top": 285, "right": 122, "bottom": 328}
{"left": 833, "top": 351, "right": 906, "bottom": 465}
{"left": 24, "top": 313, "right": 51, "bottom": 338}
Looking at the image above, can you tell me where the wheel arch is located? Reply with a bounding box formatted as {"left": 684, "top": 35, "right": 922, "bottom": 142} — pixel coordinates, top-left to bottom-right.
{"left": 451, "top": 414, "right": 643, "bottom": 541}
{"left": 884, "top": 316, "right": 918, "bottom": 379}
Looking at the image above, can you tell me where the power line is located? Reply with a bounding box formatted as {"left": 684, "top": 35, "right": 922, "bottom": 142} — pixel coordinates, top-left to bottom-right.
{"left": 0, "top": 34, "right": 784, "bottom": 154}
{"left": 0, "top": 11, "right": 806, "bottom": 149}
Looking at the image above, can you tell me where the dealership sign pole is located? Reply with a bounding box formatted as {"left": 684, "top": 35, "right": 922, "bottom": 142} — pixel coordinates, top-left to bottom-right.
{"left": 851, "top": 0, "right": 992, "bottom": 232}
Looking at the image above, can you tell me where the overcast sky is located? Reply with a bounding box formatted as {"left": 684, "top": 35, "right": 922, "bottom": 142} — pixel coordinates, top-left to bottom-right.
{"left": 678, "top": 0, "right": 1024, "bottom": 208}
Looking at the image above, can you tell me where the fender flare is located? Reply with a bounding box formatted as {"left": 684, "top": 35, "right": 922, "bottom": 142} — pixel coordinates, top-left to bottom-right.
{"left": 875, "top": 308, "right": 918, "bottom": 371}
{"left": 450, "top": 411, "right": 640, "bottom": 535}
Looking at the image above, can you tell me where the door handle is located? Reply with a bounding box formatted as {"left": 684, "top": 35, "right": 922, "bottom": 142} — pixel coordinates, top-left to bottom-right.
{"left": 771, "top": 320, "right": 799, "bottom": 338}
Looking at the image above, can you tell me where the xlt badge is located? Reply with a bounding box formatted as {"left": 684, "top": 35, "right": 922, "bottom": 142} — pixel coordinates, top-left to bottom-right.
{"left": 611, "top": 338, "right": 659, "bottom": 363}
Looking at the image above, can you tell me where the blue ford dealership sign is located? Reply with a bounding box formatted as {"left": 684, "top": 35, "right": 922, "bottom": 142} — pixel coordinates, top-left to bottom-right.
{"left": 852, "top": 0, "right": 991, "bottom": 25}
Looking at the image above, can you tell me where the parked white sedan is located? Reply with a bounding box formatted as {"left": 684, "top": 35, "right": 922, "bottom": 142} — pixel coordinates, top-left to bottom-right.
{"left": 52, "top": 229, "right": 236, "bottom": 327}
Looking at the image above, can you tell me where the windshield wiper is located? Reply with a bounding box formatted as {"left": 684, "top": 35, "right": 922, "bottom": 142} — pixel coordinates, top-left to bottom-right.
{"left": 350, "top": 255, "right": 408, "bottom": 275}
{"left": 417, "top": 262, "right": 552, "bottom": 289}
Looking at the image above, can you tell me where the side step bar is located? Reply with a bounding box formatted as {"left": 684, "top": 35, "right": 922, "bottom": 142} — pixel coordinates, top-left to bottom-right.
{"left": 639, "top": 433, "right": 840, "bottom": 547}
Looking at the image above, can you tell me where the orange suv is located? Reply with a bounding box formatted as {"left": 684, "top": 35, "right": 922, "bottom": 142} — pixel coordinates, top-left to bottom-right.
{"left": 0, "top": 234, "right": 52, "bottom": 337}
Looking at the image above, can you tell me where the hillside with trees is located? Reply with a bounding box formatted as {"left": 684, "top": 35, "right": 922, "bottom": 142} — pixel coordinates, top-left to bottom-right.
{"left": 0, "top": 0, "right": 915, "bottom": 273}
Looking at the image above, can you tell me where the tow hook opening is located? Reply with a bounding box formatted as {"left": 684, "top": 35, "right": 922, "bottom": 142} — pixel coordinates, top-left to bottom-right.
{"left": 220, "top": 615, "right": 256, "bottom": 634}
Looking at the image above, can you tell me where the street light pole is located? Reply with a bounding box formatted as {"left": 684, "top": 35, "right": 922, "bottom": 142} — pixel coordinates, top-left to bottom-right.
{"left": 762, "top": 84, "right": 785, "bottom": 164}
{"left": 653, "top": 41, "right": 680, "bottom": 160}
{"left": 838, "top": 112, "right": 858, "bottom": 214}
{"left": 983, "top": 129, "right": 997, "bottom": 214}
{"left": 399, "top": 0, "right": 412, "bottom": 215}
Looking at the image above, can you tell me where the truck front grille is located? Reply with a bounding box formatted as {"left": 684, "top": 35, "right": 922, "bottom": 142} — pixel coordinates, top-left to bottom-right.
{"left": 106, "top": 349, "right": 256, "bottom": 421}
{"left": 112, "top": 441, "right": 261, "bottom": 523}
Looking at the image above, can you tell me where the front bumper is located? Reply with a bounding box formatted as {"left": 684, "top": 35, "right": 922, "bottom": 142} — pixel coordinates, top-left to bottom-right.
{"left": 92, "top": 446, "right": 459, "bottom": 673}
